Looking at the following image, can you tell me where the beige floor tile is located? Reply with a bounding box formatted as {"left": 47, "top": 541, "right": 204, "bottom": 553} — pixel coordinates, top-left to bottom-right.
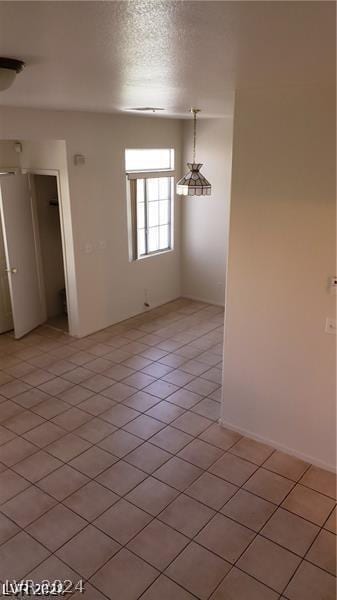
{"left": 263, "top": 450, "right": 309, "bottom": 481}
{"left": 159, "top": 493, "right": 215, "bottom": 537}
{"left": 98, "top": 429, "right": 142, "bottom": 457}
{"left": 32, "top": 397, "right": 69, "bottom": 419}
{"left": 74, "top": 417, "right": 116, "bottom": 443}
{"left": 1, "top": 485, "right": 56, "bottom": 527}
{"left": 210, "top": 453, "right": 258, "bottom": 486}
{"left": 172, "top": 411, "right": 213, "bottom": 436}
{"left": 165, "top": 541, "right": 231, "bottom": 600}
{"left": 37, "top": 464, "right": 89, "bottom": 500}
{"left": 70, "top": 445, "right": 117, "bottom": 477}
{"left": 90, "top": 548, "right": 158, "bottom": 600}
{"left": 0, "top": 512, "right": 20, "bottom": 545}
{"left": 221, "top": 488, "right": 276, "bottom": 531}
{"left": 306, "top": 529, "right": 336, "bottom": 575}
{"left": 162, "top": 368, "right": 195, "bottom": 386}
{"left": 178, "top": 439, "right": 223, "bottom": 470}
{"left": 150, "top": 425, "right": 193, "bottom": 453}
{"left": 192, "top": 398, "right": 220, "bottom": 421}
{"left": 45, "top": 432, "right": 91, "bottom": 461}
{"left": 3, "top": 410, "right": 45, "bottom": 434}
{"left": 140, "top": 575, "right": 196, "bottom": 600}
{"left": 12, "top": 450, "right": 62, "bottom": 482}
{"left": 124, "top": 442, "right": 171, "bottom": 474}
{"left": 123, "top": 414, "right": 166, "bottom": 439}
{"left": 0, "top": 437, "right": 37, "bottom": 466}
{"left": 52, "top": 407, "right": 92, "bottom": 431}
{"left": 64, "top": 480, "right": 119, "bottom": 520}
{"left": 0, "top": 424, "right": 16, "bottom": 445}
{"left": 56, "top": 524, "right": 120, "bottom": 578}
{"left": 199, "top": 423, "right": 241, "bottom": 450}
{"left": 210, "top": 566, "right": 279, "bottom": 600}
{"left": 77, "top": 393, "right": 115, "bottom": 415}
{"left": 324, "top": 506, "right": 337, "bottom": 533}
{"left": 123, "top": 372, "right": 156, "bottom": 390}
{"left": 237, "top": 535, "right": 301, "bottom": 592}
{"left": 145, "top": 400, "right": 186, "bottom": 423}
{"left": 196, "top": 513, "right": 255, "bottom": 563}
{"left": 300, "top": 465, "right": 337, "bottom": 499}
{"left": 123, "top": 390, "right": 161, "bottom": 411}
{"left": 97, "top": 460, "right": 146, "bottom": 495}
{"left": 282, "top": 484, "right": 336, "bottom": 526}
{"left": 128, "top": 519, "right": 189, "bottom": 570}
{"left": 144, "top": 380, "right": 179, "bottom": 399}
{"left": 229, "top": 437, "right": 274, "bottom": 465}
{"left": 94, "top": 498, "right": 152, "bottom": 544}
{"left": 24, "top": 421, "right": 65, "bottom": 448}
{"left": 26, "top": 555, "right": 81, "bottom": 591}
{"left": 164, "top": 388, "right": 203, "bottom": 409}
{"left": 126, "top": 476, "right": 179, "bottom": 516}
{"left": 0, "top": 469, "right": 30, "bottom": 504}
{"left": 244, "top": 467, "right": 294, "bottom": 504}
{"left": 0, "top": 531, "right": 50, "bottom": 580}
{"left": 186, "top": 472, "right": 237, "bottom": 510}
{"left": 27, "top": 504, "right": 86, "bottom": 551}
{"left": 284, "top": 560, "right": 336, "bottom": 600}
{"left": 261, "top": 507, "right": 319, "bottom": 555}
{"left": 154, "top": 456, "right": 203, "bottom": 491}
{"left": 100, "top": 404, "right": 140, "bottom": 427}
{"left": 59, "top": 384, "right": 95, "bottom": 405}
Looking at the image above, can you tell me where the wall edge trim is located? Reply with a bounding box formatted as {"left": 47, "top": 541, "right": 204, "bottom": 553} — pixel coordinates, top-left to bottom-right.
{"left": 218, "top": 417, "right": 337, "bottom": 474}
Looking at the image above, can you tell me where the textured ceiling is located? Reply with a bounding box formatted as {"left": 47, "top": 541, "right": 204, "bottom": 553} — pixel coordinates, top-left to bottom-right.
{"left": 0, "top": 1, "right": 335, "bottom": 117}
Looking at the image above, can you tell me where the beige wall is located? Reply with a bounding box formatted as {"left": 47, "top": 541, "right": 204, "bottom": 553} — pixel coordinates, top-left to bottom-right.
{"left": 181, "top": 118, "right": 233, "bottom": 305}
{"left": 0, "top": 109, "right": 183, "bottom": 337}
{"left": 0, "top": 141, "right": 20, "bottom": 169}
{"left": 221, "top": 87, "right": 336, "bottom": 470}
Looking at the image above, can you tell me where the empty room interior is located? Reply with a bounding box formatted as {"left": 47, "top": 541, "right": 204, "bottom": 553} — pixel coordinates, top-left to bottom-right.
{"left": 0, "top": 2, "right": 335, "bottom": 599}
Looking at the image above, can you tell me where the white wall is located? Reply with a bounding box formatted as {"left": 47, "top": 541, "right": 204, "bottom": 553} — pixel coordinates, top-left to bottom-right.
{"left": 0, "top": 109, "right": 183, "bottom": 337}
{"left": 34, "top": 175, "right": 66, "bottom": 318}
{"left": 221, "top": 87, "right": 336, "bottom": 471}
{"left": 181, "top": 118, "right": 233, "bottom": 305}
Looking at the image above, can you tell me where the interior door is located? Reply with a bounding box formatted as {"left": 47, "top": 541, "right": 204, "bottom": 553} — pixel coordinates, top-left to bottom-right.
{"left": 0, "top": 218, "right": 13, "bottom": 333}
{"left": 0, "top": 174, "right": 44, "bottom": 339}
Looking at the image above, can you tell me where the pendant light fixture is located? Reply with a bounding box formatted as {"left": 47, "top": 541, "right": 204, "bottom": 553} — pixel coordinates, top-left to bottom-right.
{"left": 176, "top": 108, "right": 211, "bottom": 196}
{"left": 0, "top": 58, "right": 25, "bottom": 91}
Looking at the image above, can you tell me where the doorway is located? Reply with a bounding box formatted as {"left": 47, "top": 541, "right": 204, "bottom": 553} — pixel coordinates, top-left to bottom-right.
{"left": 0, "top": 172, "right": 70, "bottom": 338}
{"left": 32, "top": 174, "right": 68, "bottom": 333}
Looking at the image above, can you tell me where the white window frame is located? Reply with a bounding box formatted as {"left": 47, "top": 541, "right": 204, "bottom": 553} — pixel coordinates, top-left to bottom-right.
{"left": 126, "top": 168, "right": 175, "bottom": 261}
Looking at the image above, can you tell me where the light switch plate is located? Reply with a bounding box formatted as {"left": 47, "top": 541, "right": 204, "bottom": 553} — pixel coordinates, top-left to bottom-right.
{"left": 325, "top": 318, "right": 337, "bottom": 335}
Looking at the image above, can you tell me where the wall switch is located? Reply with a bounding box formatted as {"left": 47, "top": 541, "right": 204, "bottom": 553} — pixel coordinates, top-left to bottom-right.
{"left": 325, "top": 318, "right": 337, "bottom": 335}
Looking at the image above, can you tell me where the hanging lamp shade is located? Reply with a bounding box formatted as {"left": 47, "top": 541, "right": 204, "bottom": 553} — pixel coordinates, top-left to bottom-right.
{"left": 177, "top": 108, "right": 211, "bottom": 196}
{"left": 176, "top": 163, "right": 211, "bottom": 196}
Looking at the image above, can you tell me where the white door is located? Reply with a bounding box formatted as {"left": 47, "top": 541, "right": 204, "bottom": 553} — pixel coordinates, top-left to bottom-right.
{"left": 0, "top": 174, "right": 44, "bottom": 339}
{"left": 0, "top": 219, "right": 13, "bottom": 333}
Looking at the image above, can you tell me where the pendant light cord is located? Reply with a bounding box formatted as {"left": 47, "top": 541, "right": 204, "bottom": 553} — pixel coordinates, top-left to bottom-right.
{"left": 193, "top": 109, "right": 197, "bottom": 164}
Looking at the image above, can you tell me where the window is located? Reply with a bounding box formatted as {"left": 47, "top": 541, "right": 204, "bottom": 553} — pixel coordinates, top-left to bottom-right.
{"left": 125, "top": 149, "right": 175, "bottom": 260}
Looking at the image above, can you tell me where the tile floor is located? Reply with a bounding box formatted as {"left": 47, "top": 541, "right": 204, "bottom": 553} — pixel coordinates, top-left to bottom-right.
{"left": 0, "top": 298, "right": 335, "bottom": 600}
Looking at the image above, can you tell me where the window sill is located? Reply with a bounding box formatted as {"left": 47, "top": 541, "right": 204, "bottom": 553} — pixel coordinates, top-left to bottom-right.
{"left": 135, "top": 248, "right": 174, "bottom": 262}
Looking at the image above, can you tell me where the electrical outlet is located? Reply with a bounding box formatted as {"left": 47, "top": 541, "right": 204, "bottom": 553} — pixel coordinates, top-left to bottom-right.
{"left": 325, "top": 318, "right": 337, "bottom": 335}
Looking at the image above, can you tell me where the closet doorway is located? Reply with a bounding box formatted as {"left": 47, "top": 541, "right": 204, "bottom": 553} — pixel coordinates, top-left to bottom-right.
{"left": 32, "top": 174, "right": 68, "bottom": 332}
{"left": 0, "top": 171, "right": 70, "bottom": 338}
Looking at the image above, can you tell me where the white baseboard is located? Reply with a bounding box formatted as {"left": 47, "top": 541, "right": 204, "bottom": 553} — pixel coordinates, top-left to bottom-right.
{"left": 218, "top": 417, "right": 337, "bottom": 474}
{"left": 182, "top": 294, "right": 225, "bottom": 308}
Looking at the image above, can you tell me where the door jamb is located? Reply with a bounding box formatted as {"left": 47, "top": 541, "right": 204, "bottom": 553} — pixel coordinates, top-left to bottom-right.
{"left": 25, "top": 168, "right": 74, "bottom": 336}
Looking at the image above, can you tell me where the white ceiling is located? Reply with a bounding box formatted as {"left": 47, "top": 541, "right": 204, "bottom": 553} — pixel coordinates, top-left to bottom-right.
{"left": 0, "top": 1, "right": 335, "bottom": 118}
